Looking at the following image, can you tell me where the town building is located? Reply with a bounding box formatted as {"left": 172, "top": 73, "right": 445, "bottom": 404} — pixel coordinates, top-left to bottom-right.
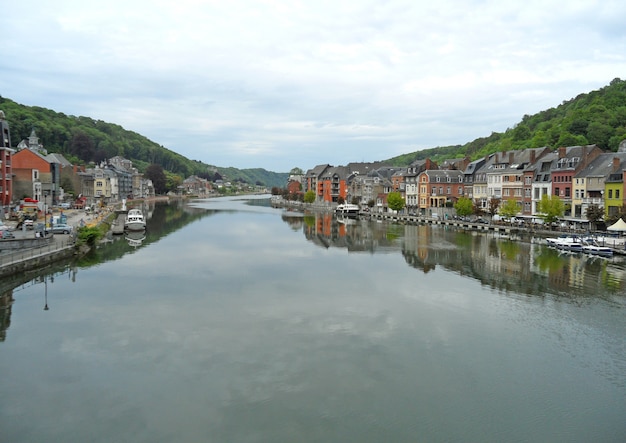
{"left": 0, "top": 111, "right": 14, "bottom": 215}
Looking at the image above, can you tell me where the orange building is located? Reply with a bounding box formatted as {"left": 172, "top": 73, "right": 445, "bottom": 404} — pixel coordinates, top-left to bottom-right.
{"left": 417, "top": 169, "right": 465, "bottom": 213}
{"left": 12, "top": 148, "right": 61, "bottom": 204}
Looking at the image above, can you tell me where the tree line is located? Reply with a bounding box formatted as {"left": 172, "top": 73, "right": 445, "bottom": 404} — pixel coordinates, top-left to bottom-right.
{"left": 386, "top": 78, "right": 626, "bottom": 166}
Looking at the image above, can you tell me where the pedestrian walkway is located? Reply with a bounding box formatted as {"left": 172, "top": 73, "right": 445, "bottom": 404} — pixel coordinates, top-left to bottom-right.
{"left": 0, "top": 235, "right": 76, "bottom": 278}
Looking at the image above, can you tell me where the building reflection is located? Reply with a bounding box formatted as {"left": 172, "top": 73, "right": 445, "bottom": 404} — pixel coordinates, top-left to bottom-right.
{"left": 292, "top": 213, "right": 626, "bottom": 299}
{"left": 0, "top": 289, "right": 13, "bottom": 342}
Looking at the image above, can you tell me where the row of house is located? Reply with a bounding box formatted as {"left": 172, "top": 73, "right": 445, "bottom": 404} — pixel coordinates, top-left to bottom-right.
{"left": 0, "top": 111, "right": 157, "bottom": 217}
{"left": 301, "top": 141, "right": 626, "bottom": 221}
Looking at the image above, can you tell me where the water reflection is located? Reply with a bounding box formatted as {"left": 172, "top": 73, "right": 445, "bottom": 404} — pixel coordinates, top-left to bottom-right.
{"left": 2, "top": 196, "right": 625, "bottom": 442}
{"left": 291, "top": 212, "right": 626, "bottom": 301}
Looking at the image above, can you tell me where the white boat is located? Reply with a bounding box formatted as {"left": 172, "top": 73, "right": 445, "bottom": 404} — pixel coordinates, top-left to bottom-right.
{"left": 124, "top": 208, "right": 146, "bottom": 231}
{"left": 546, "top": 234, "right": 583, "bottom": 252}
{"left": 335, "top": 203, "right": 360, "bottom": 217}
{"left": 581, "top": 238, "right": 613, "bottom": 257}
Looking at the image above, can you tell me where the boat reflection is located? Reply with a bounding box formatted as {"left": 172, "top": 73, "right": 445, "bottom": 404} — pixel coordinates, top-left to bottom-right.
{"left": 125, "top": 230, "right": 146, "bottom": 248}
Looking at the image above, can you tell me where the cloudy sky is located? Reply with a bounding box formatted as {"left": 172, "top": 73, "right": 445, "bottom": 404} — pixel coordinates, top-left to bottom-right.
{"left": 2, "top": 1, "right": 625, "bottom": 172}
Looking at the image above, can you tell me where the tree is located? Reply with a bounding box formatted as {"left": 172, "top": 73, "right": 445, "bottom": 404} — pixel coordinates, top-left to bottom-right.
{"left": 585, "top": 204, "right": 605, "bottom": 231}
{"left": 70, "top": 131, "right": 95, "bottom": 161}
{"left": 145, "top": 163, "right": 167, "bottom": 194}
{"left": 387, "top": 192, "right": 405, "bottom": 212}
{"left": 499, "top": 199, "right": 520, "bottom": 221}
{"left": 537, "top": 194, "right": 564, "bottom": 225}
{"left": 454, "top": 197, "right": 473, "bottom": 217}
{"left": 303, "top": 190, "right": 316, "bottom": 204}
{"left": 488, "top": 198, "right": 501, "bottom": 218}
{"left": 289, "top": 167, "right": 303, "bottom": 175}
{"left": 472, "top": 199, "right": 484, "bottom": 216}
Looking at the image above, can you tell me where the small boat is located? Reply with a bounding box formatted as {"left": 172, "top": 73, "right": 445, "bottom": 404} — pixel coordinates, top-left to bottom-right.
{"left": 547, "top": 234, "right": 583, "bottom": 252}
{"left": 124, "top": 208, "right": 146, "bottom": 231}
{"left": 335, "top": 203, "right": 360, "bottom": 217}
{"left": 581, "top": 238, "right": 613, "bottom": 257}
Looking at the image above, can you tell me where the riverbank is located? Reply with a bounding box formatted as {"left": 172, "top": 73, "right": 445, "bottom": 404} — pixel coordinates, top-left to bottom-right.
{"left": 273, "top": 199, "right": 626, "bottom": 255}
{"left": 0, "top": 196, "right": 172, "bottom": 278}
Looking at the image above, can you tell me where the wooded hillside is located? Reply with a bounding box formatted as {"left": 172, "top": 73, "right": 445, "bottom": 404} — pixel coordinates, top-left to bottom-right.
{"left": 0, "top": 96, "right": 289, "bottom": 188}
{"left": 386, "top": 78, "right": 626, "bottom": 166}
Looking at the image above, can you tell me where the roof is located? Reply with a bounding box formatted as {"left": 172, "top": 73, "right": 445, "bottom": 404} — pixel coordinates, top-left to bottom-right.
{"left": 46, "top": 152, "right": 72, "bottom": 167}
{"left": 306, "top": 164, "right": 330, "bottom": 177}
{"left": 575, "top": 152, "right": 626, "bottom": 179}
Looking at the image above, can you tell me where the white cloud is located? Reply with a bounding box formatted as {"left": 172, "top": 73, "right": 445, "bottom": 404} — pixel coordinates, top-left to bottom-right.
{"left": 1, "top": 0, "right": 625, "bottom": 171}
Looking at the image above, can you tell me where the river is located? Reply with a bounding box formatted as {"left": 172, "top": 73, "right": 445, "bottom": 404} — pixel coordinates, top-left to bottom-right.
{"left": 1, "top": 196, "right": 625, "bottom": 442}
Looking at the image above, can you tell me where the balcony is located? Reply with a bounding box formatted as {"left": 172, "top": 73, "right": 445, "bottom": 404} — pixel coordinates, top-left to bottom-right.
{"left": 581, "top": 197, "right": 603, "bottom": 205}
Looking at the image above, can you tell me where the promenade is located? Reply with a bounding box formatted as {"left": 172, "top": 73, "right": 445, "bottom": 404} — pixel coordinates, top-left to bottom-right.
{"left": 0, "top": 208, "right": 93, "bottom": 278}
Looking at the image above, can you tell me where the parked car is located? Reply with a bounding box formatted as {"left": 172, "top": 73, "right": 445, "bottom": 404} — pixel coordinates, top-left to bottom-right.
{"left": 0, "top": 230, "right": 15, "bottom": 239}
{"left": 59, "top": 202, "right": 72, "bottom": 209}
{"left": 51, "top": 224, "right": 73, "bottom": 234}
{"left": 24, "top": 219, "right": 34, "bottom": 229}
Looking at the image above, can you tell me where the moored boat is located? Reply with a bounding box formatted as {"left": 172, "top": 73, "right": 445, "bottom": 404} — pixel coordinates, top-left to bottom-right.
{"left": 581, "top": 238, "right": 613, "bottom": 257}
{"left": 124, "top": 208, "right": 146, "bottom": 231}
{"left": 546, "top": 234, "right": 583, "bottom": 252}
{"left": 335, "top": 203, "right": 360, "bottom": 217}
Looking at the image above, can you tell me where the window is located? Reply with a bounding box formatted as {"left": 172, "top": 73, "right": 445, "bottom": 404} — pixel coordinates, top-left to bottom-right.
{"left": 555, "top": 187, "right": 560, "bottom": 196}
{"left": 617, "top": 190, "right": 621, "bottom": 199}
{"left": 447, "top": 186, "right": 451, "bottom": 194}
{"left": 609, "top": 189, "right": 613, "bottom": 198}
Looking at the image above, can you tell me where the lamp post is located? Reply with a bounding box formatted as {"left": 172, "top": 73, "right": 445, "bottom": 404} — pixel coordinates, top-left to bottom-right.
{"left": 44, "top": 191, "right": 49, "bottom": 234}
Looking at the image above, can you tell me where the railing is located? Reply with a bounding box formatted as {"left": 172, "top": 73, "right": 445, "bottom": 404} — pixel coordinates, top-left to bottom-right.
{"left": 0, "top": 238, "right": 75, "bottom": 268}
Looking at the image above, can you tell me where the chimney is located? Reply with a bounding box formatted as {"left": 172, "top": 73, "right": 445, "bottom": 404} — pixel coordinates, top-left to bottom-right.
{"left": 613, "top": 157, "right": 620, "bottom": 171}
{"left": 530, "top": 150, "right": 536, "bottom": 163}
{"left": 509, "top": 152, "right": 514, "bottom": 164}
{"left": 558, "top": 147, "right": 566, "bottom": 158}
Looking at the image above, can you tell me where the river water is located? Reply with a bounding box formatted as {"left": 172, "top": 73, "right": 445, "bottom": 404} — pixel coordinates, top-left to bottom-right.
{"left": 1, "top": 196, "right": 625, "bottom": 442}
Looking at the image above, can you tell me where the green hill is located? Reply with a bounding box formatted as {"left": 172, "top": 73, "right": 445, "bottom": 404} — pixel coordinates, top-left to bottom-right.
{"left": 385, "top": 77, "right": 626, "bottom": 166}
{"left": 0, "top": 96, "right": 289, "bottom": 189}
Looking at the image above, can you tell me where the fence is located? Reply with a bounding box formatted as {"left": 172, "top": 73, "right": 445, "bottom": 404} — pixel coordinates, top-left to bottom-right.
{"left": 0, "top": 238, "right": 76, "bottom": 278}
